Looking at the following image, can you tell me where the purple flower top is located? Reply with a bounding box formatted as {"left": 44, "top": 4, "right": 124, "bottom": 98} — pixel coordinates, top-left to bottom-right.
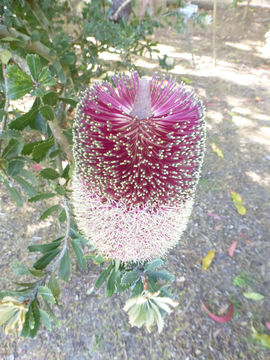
{"left": 73, "top": 71, "right": 205, "bottom": 210}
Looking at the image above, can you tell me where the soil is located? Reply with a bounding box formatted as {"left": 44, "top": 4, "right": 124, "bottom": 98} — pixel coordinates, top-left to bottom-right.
{"left": 1, "top": 2, "right": 270, "bottom": 360}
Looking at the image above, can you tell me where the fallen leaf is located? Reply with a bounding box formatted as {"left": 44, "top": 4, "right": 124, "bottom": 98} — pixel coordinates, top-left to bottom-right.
{"left": 252, "top": 332, "right": 270, "bottom": 348}
{"left": 228, "top": 241, "right": 237, "bottom": 257}
{"left": 230, "top": 191, "right": 246, "bottom": 215}
{"left": 265, "top": 322, "right": 270, "bottom": 330}
{"left": 201, "top": 300, "right": 234, "bottom": 323}
{"left": 202, "top": 250, "right": 216, "bottom": 270}
{"left": 230, "top": 191, "right": 242, "bottom": 204}
{"left": 243, "top": 292, "right": 264, "bottom": 301}
{"left": 211, "top": 142, "right": 224, "bottom": 158}
{"left": 207, "top": 212, "right": 222, "bottom": 220}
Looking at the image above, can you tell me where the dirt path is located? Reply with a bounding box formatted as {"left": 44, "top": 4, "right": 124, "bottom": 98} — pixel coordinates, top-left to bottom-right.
{"left": 1, "top": 3, "right": 270, "bottom": 360}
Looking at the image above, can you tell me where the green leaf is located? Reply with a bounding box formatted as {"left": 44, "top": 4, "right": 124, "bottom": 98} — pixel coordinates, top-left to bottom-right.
{"left": 3, "top": 179, "right": 23, "bottom": 207}
{"left": 11, "top": 259, "right": 30, "bottom": 276}
{"left": 59, "top": 249, "right": 71, "bottom": 282}
{"left": 0, "top": 129, "right": 22, "bottom": 141}
{"left": 60, "top": 97, "right": 78, "bottom": 108}
{"left": 121, "top": 271, "right": 140, "bottom": 286}
{"left": 145, "top": 259, "right": 164, "bottom": 273}
{"left": 55, "top": 185, "right": 66, "bottom": 196}
{"left": 147, "top": 270, "right": 175, "bottom": 282}
{"left": 6, "top": 65, "right": 33, "bottom": 99}
{"left": 58, "top": 208, "right": 67, "bottom": 223}
{"left": 33, "top": 249, "right": 60, "bottom": 270}
{"left": 40, "top": 168, "right": 59, "bottom": 180}
{"left": 29, "top": 269, "right": 44, "bottom": 277}
{"left": 28, "top": 192, "right": 56, "bottom": 202}
{"left": 29, "top": 300, "right": 40, "bottom": 338}
{"left": 32, "top": 138, "right": 54, "bottom": 162}
{"left": 9, "top": 109, "right": 38, "bottom": 130}
{"left": 38, "top": 286, "right": 56, "bottom": 304}
{"left": 38, "top": 68, "right": 56, "bottom": 87}
{"left": 43, "top": 92, "right": 58, "bottom": 106}
{"left": 26, "top": 54, "right": 41, "bottom": 81}
{"left": 22, "top": 140, "right": 43, "bottom": 155}
{"left": 0, "top": 49, "right": 12, "bottom": 65}
{"left": 71, "top": 238, "right": 87, "bottom": 270}
{"left": 40, "top": 204, "right": 59, "bottom": 220}
{"left": 7, "top": 159, "right": 24, "bottom": 176}
{"left": 2, "top": 138, "right": 23, "bottom": 159}
{"left": 131, "top": 280, "right": 144, "bottom": 296}
{"left": 61, "top": 52, "right": 76, "bottom": 66}
{"left": 53, "top": 61, "right": 66, "bottom": 84}
{"left": 94, "top": 263, "right": 113, "bottom": 289}
{"left": 61, "top": 164, "right": 70, "bottom": 179}
{"left": 243, "top": 292, "right": 264, "bottom": 301}
{"left": 21, "top": 307, "right": 30, "bottom": 337}
{"left": 39, "top": 309, "right": 51, "bottom": 331}
{"left": 14, "top": 175, "right": 38, "bottom": 197}
{"left": 233, "top": 273, "right": 253, "bottom": 287}
{"left": 28, "top": 238, "right": 62, "bottom": 254}
{"left": 106, "top": 270, "right": 118, "bottom": 298}
{"left": 40, "top": 105, "right": 54, "bottom": 121}
{"left": 48, "top": 274, "right": 60, "bottom": 299}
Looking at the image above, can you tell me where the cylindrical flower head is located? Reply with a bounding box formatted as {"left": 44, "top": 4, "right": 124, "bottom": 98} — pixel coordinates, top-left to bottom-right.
{"left": 72, "top": 72, "right": 205, "bottom": 262}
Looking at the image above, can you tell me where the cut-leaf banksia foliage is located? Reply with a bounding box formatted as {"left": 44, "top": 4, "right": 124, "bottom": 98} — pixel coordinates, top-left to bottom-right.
{"left": 72, "top": 72, "right": 205, "bottom": 262}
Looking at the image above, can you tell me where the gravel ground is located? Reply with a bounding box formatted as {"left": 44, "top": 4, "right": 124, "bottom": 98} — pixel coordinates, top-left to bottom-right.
{"left": 0, "top": 3, "right": 270, "bottom": 360}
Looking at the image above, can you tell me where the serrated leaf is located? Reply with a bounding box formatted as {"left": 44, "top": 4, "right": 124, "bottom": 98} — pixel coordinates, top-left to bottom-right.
{"left": 33, "top": 249, "right": 60, "bottom": 270}
{"left": 40, "top": 168, "right": 59, "bottom": 180}
{"left": 145, "top": 259, "right": 164, "bottom": 272}
{"left": 59, "top": 249, "right": 71, "bottom": 282}
{"left": 7, "top": 159, "right": 24, "bottom": 176}
{"left": 11, "top": 259, "right": 30, "bottom": 276}
{"left": 3, "top": 179, "right": 23, "bottom": 207}
{"left": 32, "top": 138, "right": 54, "bottom": 162}
{"left": 59, "top": 97, "right": 78, "bottom": 108}
{"left": 40, "top": 205, "right": 59, "bottom": 220}
{"left": 94, "top": 264, "right": 113, "bottom": 289}
{"left": 202, "top": 249, "right": 216, "bottom": 270}
{"left": 0, "top": 49, "right": 12, "bottom": 65}
{"left": 211, "top": 142, "right": 224, "bottom": 158}
{"left": 147, "top": 269, "right": 175, "bottom": 282}
{"left": 71, "top": 238, "right": 87, "bottom": 270}
{"left": 29, "top": 300, "right": 40, "bottom": 338}
{"left": 38, "top": 286, "right": 56, "bottom": 304}
{"left": 43, "top": 92, "right": 58, "bottom": 106}
{"left": 28, "top": 192, "right": 56, "bottom": 202}
{"left": 2, "top": 138, "right": 23, "bottom": 159}
{"left": 38, "top": 68, "right": 56, "bottom": 87}
{"left": 243, "top": 292, "right": 264, "bottom": 301}
{"left": 0, "top": 129, "right": 22, "bottom": 140}
{"left": 40, "top": 105, "right": 54, "bottom": 121}
{"left": 28, "top": 238, "right": 62, "bottom": 254}
{"left": 121, "top": 271, "right": 140, "bottom": 285}
{"left": 6, "top": 65, "right": 33, "bottom": 99}
{"left": 26, "top": 54, "right": 41, "bottom": 81}
{"left": 48, "top": 274, "right": 60, "bottom": 299}
{"left": 106, "top": 270, "right": 119, "bottom": 298}
{"left": 14, "top": 175, "right": 38, "bottom": 197}
{"left": 9, "top": 109, "right": 38, "bottom": 131}
{"left": 39, "top": 309, "right": 51, "bottom": 331}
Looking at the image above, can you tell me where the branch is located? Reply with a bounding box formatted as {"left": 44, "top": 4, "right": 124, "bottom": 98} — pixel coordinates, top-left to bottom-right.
{"left": 48, "top": 119, "right": 73, "bottom": 163}
{"left": 0, "top": 64, "right": 9, "bottom": 135}
{"left": 0, "top": 25, "right": 55, "bottom": 63}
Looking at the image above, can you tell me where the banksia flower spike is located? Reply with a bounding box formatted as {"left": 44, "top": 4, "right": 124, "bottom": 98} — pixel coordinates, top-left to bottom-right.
{"left": 72, "top": 72, "right": 205, "bottom": 262}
